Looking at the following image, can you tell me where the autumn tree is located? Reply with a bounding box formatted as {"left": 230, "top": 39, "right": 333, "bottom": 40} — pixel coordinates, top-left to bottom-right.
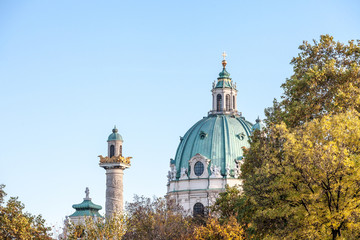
{"left": 241, "top": 35, "right": 360, "bottom": 239}
{"left": 61, "top": 214, "right": 126, "bottom": 240}
{"left": 193, "top": 215, "right": 245, "bottom": 240}
{"left": 210, "top": 185, "right": 254, "bottom": 236}
{"left": 266, "top": 35, "right": 360, "bottom": 127}
{"left": 0, "top": 184, "right": 52, "bottom": 239}
{"left": 123, "top": 195, "right": 193, "bottom": 240}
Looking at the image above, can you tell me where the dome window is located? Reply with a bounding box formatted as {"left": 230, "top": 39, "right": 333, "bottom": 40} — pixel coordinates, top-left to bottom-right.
{"left": 194, "top": 161, "right": 204, "bottom": 176}
{"left": 236, "top": 133, "right": 245, "bottom": 140}
{"left": 199, "top": 131, "right": 207, "bottom": 140}
{"left": 193, "top": 202, "right": 205, "bottom": 216}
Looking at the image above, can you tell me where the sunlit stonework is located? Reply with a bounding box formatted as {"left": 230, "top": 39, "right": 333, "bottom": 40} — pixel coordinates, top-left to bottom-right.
{"left": 99, "top": 126, "right": 132, "bottom": 218}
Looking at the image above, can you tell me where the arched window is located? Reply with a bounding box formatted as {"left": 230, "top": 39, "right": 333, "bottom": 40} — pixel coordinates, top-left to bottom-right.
{"left": 233, "top": 95, "right": 235, "bottom": 109}
{"left": 216, "top": 94, "right": 222, "bottom": 111}
{"left": 226, "top": 94, "right": 230, "bottom": 111}
{"left": 193, "top": 202, "right": 205, "bottom": 216}
{"left": 110, "top": 145, "right": 115, "bottom": 157}
{"left": 119, "top": 145, "right": 122, "bottom": 156}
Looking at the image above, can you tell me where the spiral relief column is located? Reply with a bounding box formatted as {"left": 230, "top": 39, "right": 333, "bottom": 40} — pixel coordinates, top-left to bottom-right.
{"left": 99, "top": 126, "right": 131, "bottom": 218}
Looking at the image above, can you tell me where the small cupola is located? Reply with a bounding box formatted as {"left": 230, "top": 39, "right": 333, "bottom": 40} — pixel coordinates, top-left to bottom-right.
{"left": 252, "top": 117, "right": 265, "bottom": 132}
{"left": 107, "top": 126, "right": 123, "bottom": 158}
{"left": 210, "top": 52, "right": 239, "bottom": 115}
{"left": 107, "top": 126, "right": 123, "bottom": 141}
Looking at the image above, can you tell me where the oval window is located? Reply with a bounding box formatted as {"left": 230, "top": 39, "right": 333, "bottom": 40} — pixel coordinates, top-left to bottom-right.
{"left": 194, "top": 161, "right": 204, "bottom": 176}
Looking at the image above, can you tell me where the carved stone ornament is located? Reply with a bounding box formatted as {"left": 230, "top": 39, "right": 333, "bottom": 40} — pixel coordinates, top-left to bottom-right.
{"left": 210, "top": 165, "right": 222, "bottom": 178}
{"left": 179, "top": 167, "right": 188, "bottom": 180}
{"left": 225, "top": 165, "right": 231, "bottom": 177}
{"left": 167, "top": 171, "right": 171, "bottom": 183}
{"left": 170, "top": 164, "right": 177, "bottom": 180}
{"left": 232, "top": 159, "right": 242, "bottom": 178}
{"left": 98, "top": 155, "right": 132, "bottom": 165}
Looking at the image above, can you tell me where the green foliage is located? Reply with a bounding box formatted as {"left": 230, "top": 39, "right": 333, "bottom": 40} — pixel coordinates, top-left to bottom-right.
{"left": 266, "top": 34, "right": 360, "bottom": 127}
{"left": 241, "top": 35, "right": 360, "bottom": 239}
{"left": 0, "top": 184, "right": 52, "bottom": 239}
{"left": 211, "top": 186, "right": 253, "bottom": 226}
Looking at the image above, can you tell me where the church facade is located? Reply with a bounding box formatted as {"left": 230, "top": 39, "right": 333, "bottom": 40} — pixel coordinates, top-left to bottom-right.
{"left": 166, "top": 55, "right": 263, "bottom": 215}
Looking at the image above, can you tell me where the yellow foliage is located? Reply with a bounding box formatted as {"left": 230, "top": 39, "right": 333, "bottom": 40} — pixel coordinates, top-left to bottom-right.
{"left": 243, "top": 110, "right": 360, "bottom": 239}
{"left": 193, "top": 216, "right": 245, "bottom": 240}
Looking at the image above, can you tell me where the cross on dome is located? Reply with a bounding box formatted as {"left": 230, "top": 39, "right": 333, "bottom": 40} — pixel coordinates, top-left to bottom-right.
{"left": 222, "top": 51, "right": 227, "bottom": 60}
{"left": 221, "top": 51, "right": 227, "bottom": 68}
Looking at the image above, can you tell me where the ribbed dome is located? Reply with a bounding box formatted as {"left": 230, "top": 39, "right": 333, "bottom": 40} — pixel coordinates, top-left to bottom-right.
{"left": 174, "top": 115, "right": 253, "bottom": 178}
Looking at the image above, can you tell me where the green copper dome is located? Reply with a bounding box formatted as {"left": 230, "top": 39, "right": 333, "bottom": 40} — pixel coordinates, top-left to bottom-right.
{"left": 215, "top": 67, "right": 235, "bottom": 88}
{"left": 252, "top": 117, "right": 265, "bottom": 131}
{"left": 218, "top": 68, "right": 231, "bottom": 79}
{"left": 174, "top": 115, "right": 253, "bottom": 178}
{"left": 108, "top": 126, "right": 123, "bottom": 141}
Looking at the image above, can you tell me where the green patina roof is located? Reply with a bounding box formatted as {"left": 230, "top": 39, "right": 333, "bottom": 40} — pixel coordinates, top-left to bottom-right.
{"left": 215, "top": 68, "right": 235, "bottom": 89}
{"left": 215, "top": 79, "right": 234, "bottom": 88}
{"left": 218, "top": 68, "right": 230, "bottom": 79}
{"left": 108, "top": 126, "right": 123, "bottom": 141}
{"left": 174, "top": 115, "right": 253, "bottom": 178}
{"left": 69, "top": 199, "right": 103, "bottom": 218}
{"left": 252, "top": 117, "right": 265, "bottom": 131}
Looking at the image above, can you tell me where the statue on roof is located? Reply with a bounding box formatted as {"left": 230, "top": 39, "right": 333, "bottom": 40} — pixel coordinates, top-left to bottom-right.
{"left": 85, "top": 187, "right": 90, "bottom": 199}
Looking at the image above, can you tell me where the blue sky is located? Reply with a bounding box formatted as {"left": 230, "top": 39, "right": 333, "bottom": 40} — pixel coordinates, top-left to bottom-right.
{"left": 0, "top": 0, "right": 359, "bottom": 230}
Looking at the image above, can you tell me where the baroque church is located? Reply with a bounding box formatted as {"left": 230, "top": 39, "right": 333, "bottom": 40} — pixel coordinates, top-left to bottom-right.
{"left": 166, "top": 53, "right": 264, "bottom": 215}
{"left": 66, "top": 53, "right": 264, "bottom": 222}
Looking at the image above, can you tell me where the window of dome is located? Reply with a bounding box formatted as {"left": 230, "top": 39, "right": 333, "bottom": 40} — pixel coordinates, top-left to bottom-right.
{"left": 193, "top": 202, "right": 204, "bottom": 216}
{"left": 236, "top": 132, "right": 245, "bottom": 140}
{"left": 199, "top": 131, "right": 207, "bottom": 140}
{"left": 194, "top": 161, "right": 204, "bottom": 176}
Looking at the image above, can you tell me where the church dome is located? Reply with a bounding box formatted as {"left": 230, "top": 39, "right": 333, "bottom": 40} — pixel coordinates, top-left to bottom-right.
{"left": 174, "top": 114, "right": 253, "bottom": 178}
{"left": 108, "top": 126, "right": 123, "bottom": 141}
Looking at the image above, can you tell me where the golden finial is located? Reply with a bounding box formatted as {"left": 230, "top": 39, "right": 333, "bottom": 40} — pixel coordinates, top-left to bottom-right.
{"left": 222, "top": 51, "right": 227, "bottom": 68}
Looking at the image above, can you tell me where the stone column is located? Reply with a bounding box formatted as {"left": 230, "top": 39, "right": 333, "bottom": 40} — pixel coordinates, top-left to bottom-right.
{"left": 105, "top": 168, "right": 124, "bottom": 218}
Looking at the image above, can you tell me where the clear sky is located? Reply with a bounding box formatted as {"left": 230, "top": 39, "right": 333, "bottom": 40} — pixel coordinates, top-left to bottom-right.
{"left": 0, "top": 0, "right": 359, "bottom": 231}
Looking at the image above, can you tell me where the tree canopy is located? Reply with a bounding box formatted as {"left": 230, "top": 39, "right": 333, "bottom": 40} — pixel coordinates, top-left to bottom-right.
{"left": 0, "top": 184, "right": 52, "bottom": 240}
{"left": 241, "top": 35, "right": 360, "bottom": 240}
{"left": 123, "top": 195, "right": 193, "bottom": 240}
{"left": 266, "top": 35, "right": 360, "bottom": 127}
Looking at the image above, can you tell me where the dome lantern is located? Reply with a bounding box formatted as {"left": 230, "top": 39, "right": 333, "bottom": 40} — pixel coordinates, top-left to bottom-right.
{"left": 210, "top": 52, "right": 239, "bottom": 115}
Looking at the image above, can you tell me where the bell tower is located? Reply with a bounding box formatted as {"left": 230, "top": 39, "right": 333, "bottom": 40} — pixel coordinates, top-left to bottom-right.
{"left": 98, "top": 126, "right": 132, "bottom": 218}
{"left": 210, "top": 52, "right": 239, "bottom": 116}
